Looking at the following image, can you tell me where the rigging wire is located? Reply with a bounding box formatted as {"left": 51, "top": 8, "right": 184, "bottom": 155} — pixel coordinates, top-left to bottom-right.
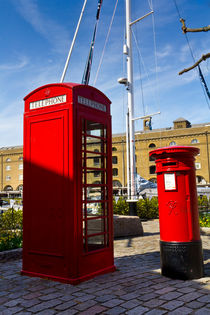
{"left": 148, "top": 0, "right": 162, "bottom": 147}
{"left": 173, "top": 0, "right": 210, "bottom": 109}
{"left": 132, "top": 26, "right": 146, "bottom": 116}
{"left": 148, "top": 0, "right": 163, "bottom": 146}
{"left": 132, "top": 30, "right": 152, "bottom": 103}
{"left": 149, "top": 0, "right": 160, "bottom": 110}
{"left": 60, "top": 0, "right": 88, "bottom": 82}
{"left": 93, "top": 0, "right": 119, "bottom": 86}
{"left": 82, "top": 0, "right": 103, "bottom": 85}
{"left": 132, "top": 0, "right": 160, "bottom": 117}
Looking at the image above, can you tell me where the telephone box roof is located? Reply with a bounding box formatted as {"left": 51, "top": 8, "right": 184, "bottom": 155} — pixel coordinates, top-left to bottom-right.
{"left": 24, "top": 82, "right": 111, "bottom": 103}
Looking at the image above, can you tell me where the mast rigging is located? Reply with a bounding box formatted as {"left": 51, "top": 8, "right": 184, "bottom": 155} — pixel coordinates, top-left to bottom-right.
{"left": 82, "top": 0, "right": 103, "bottom": 85}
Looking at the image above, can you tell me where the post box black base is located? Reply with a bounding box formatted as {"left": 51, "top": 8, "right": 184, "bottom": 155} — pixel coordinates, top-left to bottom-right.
{"left": 160, "top": 241, "right": 204, "bottom": 280}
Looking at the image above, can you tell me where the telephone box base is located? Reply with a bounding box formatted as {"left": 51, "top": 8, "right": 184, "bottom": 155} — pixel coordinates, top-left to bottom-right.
{"left": 160, "top": 241, "right": 204, "bottom": 280}
{"left": 21, "top": 265, "right": 116, "bottom": 285}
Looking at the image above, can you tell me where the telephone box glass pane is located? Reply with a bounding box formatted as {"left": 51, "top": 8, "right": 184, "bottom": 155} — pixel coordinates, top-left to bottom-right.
{"left": 86, "top": 202, "right": 108, "bottom": 217}
{"left": 82, "top": 118, "right": 109, "bottom": 253}
{"left": 83, "top": 221, "right": 86, "bottom": 236}
{"left": 83, "top": 152, "right": 106, "bottom": 169}
{"left": 86, "top": 137, "right": 106, "bottom": 154}
{"left": 85, "top": 170, "right": 106, "bottom": 185}
{"left": 86, "top": 121, "right": 106, "bottom": 137}
{"left": 87, "top": 235, "right": 105, "bottom": 251}
{"left": 86, "top": 186, "right": 107, "bottom": 201}
{"left": 82, "top": 203, "right": 86, "bottom": 217}
{"left": 86, "top": 202, "right": 103, "bottom": 216}
{"left": 87, "top": 218, "right": 105, "bottom": 235}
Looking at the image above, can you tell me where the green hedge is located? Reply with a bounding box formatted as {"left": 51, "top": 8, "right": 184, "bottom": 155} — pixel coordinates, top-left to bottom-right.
{"left": 0, "top": 208, "right": 23, "bottom": 251}
{"left": 113, "top": 196, "right": 159, "bottom": 219}
{"left": 198, "top": 195, "right": 210, "bottom": 211}
{"left": 199, "top": 212, "right": 210, "bottom": 227}
{"left": 137, "top": 197, "right": 159, "bottom": 219}
{"left": 113, "top": 195, "right": 210, "bottom": 223}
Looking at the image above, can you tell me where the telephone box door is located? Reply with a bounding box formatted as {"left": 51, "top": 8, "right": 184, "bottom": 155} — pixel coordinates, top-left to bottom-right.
{"left": 23, "top": 109, "right": 74, "bottom": 277}
{"left": 77, "top": 111, "right": 114, "bottom": 279}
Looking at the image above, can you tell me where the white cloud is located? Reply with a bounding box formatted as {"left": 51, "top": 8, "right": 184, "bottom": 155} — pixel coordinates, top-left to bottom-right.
{"left": 0, "top": 55, "right": 29, "bottom": 71}
{"left": 11, "top": 0, "right": 70, "bottom": 53}
{"left": 156, "top": 45, "right": 172, "bottom": 58}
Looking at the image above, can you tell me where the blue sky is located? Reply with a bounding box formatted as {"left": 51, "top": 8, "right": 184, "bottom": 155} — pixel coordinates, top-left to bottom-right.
{"left": 0, "top": 0, "right": 209, "bottom": 147}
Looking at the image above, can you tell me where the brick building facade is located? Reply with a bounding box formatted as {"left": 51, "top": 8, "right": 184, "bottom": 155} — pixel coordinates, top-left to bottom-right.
{"left": 0, "top": 118, "right": 209, "bottom": 194}
{"left": 112, "top": 118, "right": 210, "bottom": 190}
{"left": 0, "top": 146, "right": 23, "bottom": 192}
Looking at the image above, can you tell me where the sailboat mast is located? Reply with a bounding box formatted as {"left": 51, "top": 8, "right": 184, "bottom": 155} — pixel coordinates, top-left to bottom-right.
{"left": 125, "top": 0, "right": 136, "bottom": 201}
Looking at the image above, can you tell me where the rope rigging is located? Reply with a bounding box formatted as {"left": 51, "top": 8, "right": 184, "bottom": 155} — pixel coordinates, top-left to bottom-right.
{"left": 131, "top": 0, "right": 160, "bottom": 120}
{"left": 82, "top": 0, "right": 103, "bottom": 85}
{"left": 173, "top": 0, "right": 210, "bottom": 109}
{"left": 93, "top": 0, "right": 119, "bottom": 85}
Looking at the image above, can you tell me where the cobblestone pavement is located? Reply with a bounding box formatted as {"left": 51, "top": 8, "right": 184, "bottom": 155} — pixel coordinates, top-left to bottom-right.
{"left": 0, "top": 220, "right": 209, "bottom": 314}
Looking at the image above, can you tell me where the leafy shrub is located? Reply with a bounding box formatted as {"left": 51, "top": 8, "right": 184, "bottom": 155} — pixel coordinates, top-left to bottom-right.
{"left": 113, "top": 196, "right": 159, "bottom": 219}
{"left": 0, "top": 209, "right": 23, "bottom": 251}
{"left": 113, "top": 197, "right": 129, "bottom": 215}
{"left": 198, "top": 195, "right": 209, "bottom": 212}
{"left": 137, "top": 197, "right": 159, "bottom": 219}
{"left": 199, "top": 212, "right": 210, "bottom": 227}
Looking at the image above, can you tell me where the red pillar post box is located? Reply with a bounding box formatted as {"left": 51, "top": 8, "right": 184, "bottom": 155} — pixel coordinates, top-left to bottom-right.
{"left": 22, "top": 83, "right": 116, "bottom": 284}
{"left": 149, "top": 146, "right": 203, "bottom": 280}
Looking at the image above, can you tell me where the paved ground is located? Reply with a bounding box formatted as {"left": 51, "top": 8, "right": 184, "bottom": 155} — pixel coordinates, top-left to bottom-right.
{"left": 0, "top": 220, "right": 209, "bottom": 315}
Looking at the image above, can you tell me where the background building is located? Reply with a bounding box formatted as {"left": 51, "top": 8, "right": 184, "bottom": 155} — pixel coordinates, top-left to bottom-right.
{"left": 0, "top": 146, "right": 23, "bottom": 196}
{"left": 112, "top": 118, "right": 210, "bottom": 193}
{"left": 0, "top": 118, "right": 209, "bottom": 196}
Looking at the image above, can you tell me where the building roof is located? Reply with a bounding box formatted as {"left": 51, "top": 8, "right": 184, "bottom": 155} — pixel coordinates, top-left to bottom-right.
{"left": 113, "top": 120, "right": 210, "bottom": 138}
{"left": 0, "top": 145, "right": 23, "bottom": 151}
{"left": 173, "top": 117, "right": 188, "bottom": 122}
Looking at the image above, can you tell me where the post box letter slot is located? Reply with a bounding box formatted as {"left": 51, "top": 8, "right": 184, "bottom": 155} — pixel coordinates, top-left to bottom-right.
{"left": 162, "top": 162, "right": 177, "bottom": 167}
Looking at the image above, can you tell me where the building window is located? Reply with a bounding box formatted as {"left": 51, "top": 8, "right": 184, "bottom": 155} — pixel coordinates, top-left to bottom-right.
{"left": 112, "top": 147, "right": 117, "bottom": 151}
{"left": 6, "top": 158, "right": 11, "bottom": 162}
{"left": 6, "top": 176, "right": 11, "bottom": 181}
{"left": 112, "top": 168, "right": 118, "bottom": 176}
{"left": 5, "top": 165, "right": 11, "bottom": 171}
{"left": 195, "top": 162, "right": 201, "bottom": 170}
{"left": 149, "top": 165, "right": 156, "bottom": 174}
{"left": 19, "top": 164, "right": 23, "bottom": 170}
{"left": 113, "top": 180, "right": 122, "bottom": 187}
{"left": 196, "top": 176, "right": 206, "bottom": 185}
{"left": 17, "top": 184, "right": 23, "bottom": 191}
{"left": 19, "top": 174, "right": 23, "bottom": 180}
{"left": 112, "top": 156, "right": 118, "bottom": 164}
{"left": 149, "top": 143, "right": 156, "bottom": 148}
{"left": 94, "top": 171, "right": 100, "bottom": 177}
{"left": 4, "top": 185, "right": 13, "bottom": 191}
{"left": 149, "top": 155, "right": 155, "bottom": 162}
{"left": 169, "top": 141, "right": 176, "bottom": 146}
{"left": 191, "top": 139, "right": 199, "bottom": 144}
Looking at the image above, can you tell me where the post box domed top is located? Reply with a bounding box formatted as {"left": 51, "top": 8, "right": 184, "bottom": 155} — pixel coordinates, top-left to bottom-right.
{"left": 149, "top": 146, "right": 200, "bottom": 158}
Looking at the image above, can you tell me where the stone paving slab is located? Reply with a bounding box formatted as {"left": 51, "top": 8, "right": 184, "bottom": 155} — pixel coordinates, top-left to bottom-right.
{"left": 0, "top": 220, "right": 209, "bottom": 314}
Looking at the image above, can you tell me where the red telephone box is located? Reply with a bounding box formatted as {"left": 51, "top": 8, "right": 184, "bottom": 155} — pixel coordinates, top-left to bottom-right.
{"left": 150, "top": 146, "right": 203, "bottom": 280}
{"left": 22, "top": 83, "right": 116, "bottom": 284}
